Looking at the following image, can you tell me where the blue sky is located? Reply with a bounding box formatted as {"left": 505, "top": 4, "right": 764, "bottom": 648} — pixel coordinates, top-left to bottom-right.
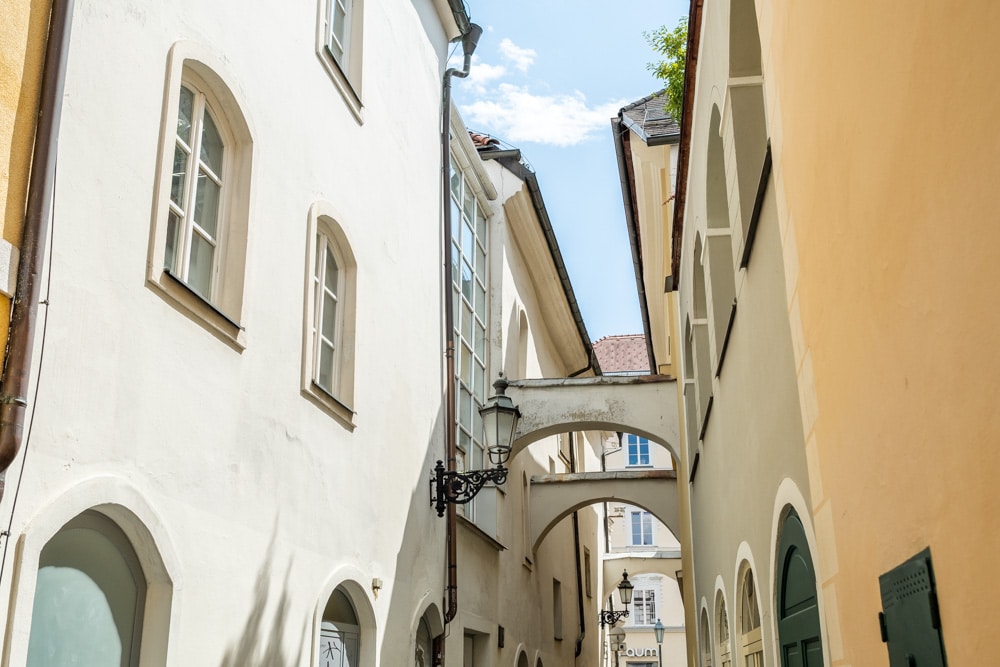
{"left": 452, "top": 0, "right": 689, "bottom": 342}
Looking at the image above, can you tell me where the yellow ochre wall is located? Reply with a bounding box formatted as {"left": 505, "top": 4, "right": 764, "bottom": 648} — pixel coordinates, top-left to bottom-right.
{"left": 762, "top": 2, "right": 1000, "bottom": 664}
{"left": 1, "top": 0, "right": 50, "bottom": 342}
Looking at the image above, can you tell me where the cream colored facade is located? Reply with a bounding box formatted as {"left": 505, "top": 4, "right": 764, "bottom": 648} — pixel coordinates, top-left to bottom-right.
{"left": 627, "top": 1, "right": 1000, "bottom": 666}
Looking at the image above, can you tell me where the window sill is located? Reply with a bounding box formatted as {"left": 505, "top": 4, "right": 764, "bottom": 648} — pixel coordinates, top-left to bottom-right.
{"left": 458, "top": 514, "right": 506, "bottom": 551}
{"left": 147, "top": 269, "right": 245, "bottom": 351}
{"left": 316, "top": 49, "right": 364, "bottom": 124}
{"left": 739, "top": 141, "right": 772, "bottom": 269}
{"left": 698, "top": 395, "right": 715, "bottom": 442}
{"left": 303, "top": 381, "right": 356, "bottom": 431}
{"left": 715, "top": 300, "right": 737, "bottom": 378}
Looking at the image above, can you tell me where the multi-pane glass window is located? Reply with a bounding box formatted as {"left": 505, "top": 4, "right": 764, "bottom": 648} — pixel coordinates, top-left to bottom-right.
{"left": 626, "top": 434, "right": 650, "bottom": 466}
{"left": 740, "top": 571, "right": 763, "bottom": 667}
{"left": 718, "top": 599, "right": 732, "bottom": 667}
{"left": 630, "top": 510, "right": 654, "bottom": 546}
{"left": 312, "top": 233, "right": 343, "bottom": 395}
{"left": 450, "top": 163, "right": 488, "bottom": 482}
{"left": 325, "top": 0, "right": 353, "bottom": 66}
{"left": 167, "top": 84, "right": 225, "bottom": 301}
{"left": 318, "top": 624, "right": 358, "bottom": 667}
{"left": 633, "top": 589, "right": 656, "bottom": 625}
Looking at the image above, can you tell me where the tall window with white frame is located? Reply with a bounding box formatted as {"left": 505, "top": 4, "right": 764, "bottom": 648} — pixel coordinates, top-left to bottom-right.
{"left": 630, "top": 509, "right": 654, "bottom": 546}
{"left": 167, "top": 83, "right": 226, "bottom": 301}
{"left": 626, "top": 434, "right": 650, "bottom": 466}
{"left": 324, "top": 0, "right": 352, "bottom": 67}
{"left": 450, "top": 162, "right": 488, "bottom": 517}
{"left": 632, "top": 588, "right": 656, "bottom": 625}
{"left": 312, "top": 233, "right": 344, "bottom": 395}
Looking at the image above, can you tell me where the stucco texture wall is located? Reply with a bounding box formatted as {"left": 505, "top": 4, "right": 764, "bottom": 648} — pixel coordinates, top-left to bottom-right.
{"left": 764, "top": 1, "right": 1000, "bottom": 663}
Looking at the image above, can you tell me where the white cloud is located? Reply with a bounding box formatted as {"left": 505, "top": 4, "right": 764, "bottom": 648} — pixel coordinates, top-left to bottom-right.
{"left": 498, "top": 38, "right": 536, "bottom": 72}
{"left": 460, "top": 84, "right": 627, "bottom": 147}
{"left": 466, "top": 58, "right": 507, "bottom": 93}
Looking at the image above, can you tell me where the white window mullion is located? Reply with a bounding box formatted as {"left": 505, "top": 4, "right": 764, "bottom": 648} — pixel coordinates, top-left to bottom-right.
{"left": 180, "top": 93, "right": 207, "bottom": 285}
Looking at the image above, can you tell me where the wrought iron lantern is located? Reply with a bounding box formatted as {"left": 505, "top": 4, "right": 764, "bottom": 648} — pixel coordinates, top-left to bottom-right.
{"left": 431, "top": 374, "right": 520, "bottom": 517}
{"left": 480, "top": 374, "right": 520, "bottom": 466}
{"left": 654, "top": 618, "right": 665, "bottom": 667}
{"left": 598, "top": 570, "right": 635, "bottom": 626}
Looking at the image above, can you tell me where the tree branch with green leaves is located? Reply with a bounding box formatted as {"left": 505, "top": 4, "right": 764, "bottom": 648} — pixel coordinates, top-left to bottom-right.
{"left": 645, "top": 17, "right": 688, "bottom": 122}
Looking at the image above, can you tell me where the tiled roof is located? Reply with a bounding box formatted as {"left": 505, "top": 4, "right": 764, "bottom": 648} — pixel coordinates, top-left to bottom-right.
{"left": 621, "top": 90, "right": 679, "bottom": 140}
{"left": 592, "top": 334, "right": 650, "bottom": 373}
{"left": 469, "top": 132, "right": 500, "bottom": 149}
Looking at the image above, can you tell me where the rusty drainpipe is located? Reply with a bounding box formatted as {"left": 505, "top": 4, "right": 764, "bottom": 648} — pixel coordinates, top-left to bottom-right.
{"left": 441, "top": 23, "right": 483, "bottom": 632}
{"left": 0, "top": 0, "right": 75, "bottom": 488}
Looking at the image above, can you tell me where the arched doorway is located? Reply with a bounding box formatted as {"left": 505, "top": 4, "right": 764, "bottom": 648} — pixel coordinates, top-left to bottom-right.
{"left": 777, "top": 510, "right": 824, "bottom": 665}
{"left": 26, "top": 510, "right": 147, "bottom": 666}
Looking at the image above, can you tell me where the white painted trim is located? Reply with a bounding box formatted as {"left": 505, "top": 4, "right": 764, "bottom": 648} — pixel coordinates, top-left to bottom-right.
{"left": 1, "top": 475, "right": 180, "bottom": 667}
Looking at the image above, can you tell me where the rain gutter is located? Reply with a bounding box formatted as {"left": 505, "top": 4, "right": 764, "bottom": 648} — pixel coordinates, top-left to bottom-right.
{"left": 0, "top": 0, "right": 75, "bottom": 478}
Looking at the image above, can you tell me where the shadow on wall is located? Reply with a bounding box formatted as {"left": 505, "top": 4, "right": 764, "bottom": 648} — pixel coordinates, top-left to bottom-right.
{"left": 219, "top": 532, "right": 307, "bottom": 667}
{"left": 379, "top": 403, "right": 447, "bottom": 664}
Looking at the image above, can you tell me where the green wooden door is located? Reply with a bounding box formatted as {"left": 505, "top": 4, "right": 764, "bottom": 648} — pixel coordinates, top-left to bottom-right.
{"left": 778, "top": 510, "right": 824, "bottom": 667}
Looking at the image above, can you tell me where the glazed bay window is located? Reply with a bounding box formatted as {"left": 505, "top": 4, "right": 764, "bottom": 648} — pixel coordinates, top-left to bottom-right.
{"left": 451, "top": 162, "right": 489, "bottom": 519}
{"left": 167, "top": 85, "right": 225, "bottom": 300}
{"left": 147, "top": 46, "right": 253, "bottom": 349}
{"left": 325, "top": 0, "right": 352, "bottom": 67}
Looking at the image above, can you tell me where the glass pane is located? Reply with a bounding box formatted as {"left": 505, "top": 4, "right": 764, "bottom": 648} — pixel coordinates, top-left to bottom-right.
{"left": 176, "top": 86, "right": 193, "bottom": 143}
{"left": 452, "top": 288, "right": 460, "bottom": 334}
{"left": 451, "top": 242, "right": 461, "bottom": 287}
{"left": 459, "top": 387, "right": 472, "bottom": 429}
{"left": 165, "top": 210, "right": 180, "bottom": 271}
{"left": 194, "top": 170, "right": 221, "bottom": 238}
{"left": 325, "top": 246, "right": 339, "bottom": 292}
{"left": 460, "top": 342, "right": 472, "bottom": 386}
{"left": 462, "top": 221, "right": 474, "bottom": 260}
{"left": 473, "top": 405, "right": 483, "bottom": 444}
{"left": 188, "top": 232, "right": 214, "bottom": 299}
{"left": 462, "top": 183, "right": 475, "bottom": 221}
{"left": 171, "top": 144, "right": 189, "bottom": 207}
{"left": 474, "top": 361, "right": 485, "bottom": 402}
{"left": 476, "top": 209, "right": 487, "bottom": 241}
{"left": 459, "top": 429, "right": 471, "bottom": 456}
{"left": 451, "top": 200, "right": 461, "bottom": 241}
{"left": 475, "top": 281, "right": 486, "bottom": 320}
{"left": 332, "top": 0, "right": 347, "bottom": 43}
{"left": 472, "top": 441, "right": 483, "bottom": 469}
{"left": 461, "top": 261, "right": 473, "bottom": 303}
{"left": 450, "top": 167, "right": 461, "bottom": 197}
{"left": 462, "top": 303, "right": 473, "bottom": 344}
{"left": 200, "top": 110, "right": 224, "bottom": 175}
{"left": 474, "top": 321, "right": 485, "bottom": 360}
{"left": 322, "top": 292, "right": 337, "bottom": 340}
{"left": 318, "top": 340, "right": 334, "bottom": 391}
{"left": 475, "top": 243, "right": 486, "bottom": 277}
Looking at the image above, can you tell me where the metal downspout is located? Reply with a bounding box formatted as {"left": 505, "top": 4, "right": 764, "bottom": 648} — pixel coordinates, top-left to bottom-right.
{"left": 441, "top": 24, "right": 482, "bottom": 632}
{"left": 0, "top": 0, "right": 74, "bottom": 481}
{"left": 569, "top": 432, "right": 586, "bottom": 659}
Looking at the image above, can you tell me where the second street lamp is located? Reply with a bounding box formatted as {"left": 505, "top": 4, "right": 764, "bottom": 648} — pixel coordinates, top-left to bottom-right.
{"left": 654, "top": 618, "right": 665, "bottom": 667}
{"left": 598, "top": 570, "right": 636, "bottom": 626}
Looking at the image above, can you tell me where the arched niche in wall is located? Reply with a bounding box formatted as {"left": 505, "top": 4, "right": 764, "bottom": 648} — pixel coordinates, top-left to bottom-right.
{"left": 705, "top": 105, "right": 737, "bottom": 368}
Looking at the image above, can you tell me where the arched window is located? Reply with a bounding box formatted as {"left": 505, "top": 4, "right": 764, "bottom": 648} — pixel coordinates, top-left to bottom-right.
{"left": 691, "top": 235, "right": 713, "bottom": 430}
{"left": 738, "top": 567, "right": 764, "bottom": 667}
{"left": 700, "top": 608, "right": 713, "bottom": 667}
{"left": 26, "top": 511, "right": 147, "bottom": 666}
{"left": 318, "top": 587, "right": 360, "bottom": 667}
{"left": 716, "top": 593, "right": 732, "bottom": 667}
{"left": 728, "top": 0, "right": 768, "bottom": 254}
{"left": 302, "top": 203, "right": 357, "bottom": 425}
{"left": 517, "top": 651, "right": 530, "bottom": 667}
{"left": 148, "top": 44, "right": 253, "bottom": 347}
{"left": 705, "top": 105, "right": 737, "bottom": 368}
